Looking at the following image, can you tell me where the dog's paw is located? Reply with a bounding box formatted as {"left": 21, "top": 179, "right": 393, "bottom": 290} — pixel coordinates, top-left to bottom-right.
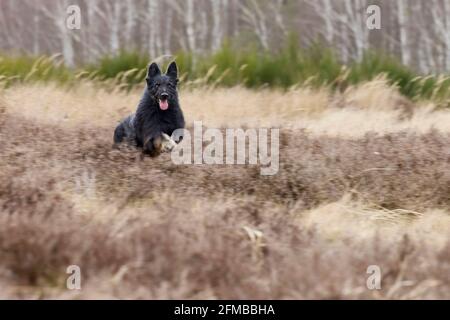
{"left": 161, "top": 133, "right": 177, "bottom": 153}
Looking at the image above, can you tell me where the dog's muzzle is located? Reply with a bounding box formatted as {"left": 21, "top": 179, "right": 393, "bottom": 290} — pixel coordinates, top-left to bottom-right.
{"left": 159, "top": 93, "right": 169, "bottom": 110}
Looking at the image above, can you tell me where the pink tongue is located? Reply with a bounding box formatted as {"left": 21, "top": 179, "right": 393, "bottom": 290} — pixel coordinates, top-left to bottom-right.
{"left": 159, "top": 100, "right": 169, "bottom": 110}
{"left": 159, "top": 99, "right": 169, "bottom": 110}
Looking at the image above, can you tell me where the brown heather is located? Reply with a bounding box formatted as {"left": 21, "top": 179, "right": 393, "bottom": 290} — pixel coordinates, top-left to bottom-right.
{"left": 0, "top": 82, "right": 449, "bottom": 299}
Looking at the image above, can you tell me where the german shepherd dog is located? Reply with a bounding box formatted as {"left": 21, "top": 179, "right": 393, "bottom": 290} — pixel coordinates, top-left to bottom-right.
{"left": 113, "top": 61, "right": 185, "bottom": 156}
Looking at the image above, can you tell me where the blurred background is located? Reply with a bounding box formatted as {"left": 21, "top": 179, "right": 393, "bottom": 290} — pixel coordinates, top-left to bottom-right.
{"left": 1, "top": 0, "right": 450, "bottom": 299}
{"left": 0, "top": 0, "right": 448, "bottom": 72}
{"left": 1, "top": 0, "right": 450, "bottom": 101}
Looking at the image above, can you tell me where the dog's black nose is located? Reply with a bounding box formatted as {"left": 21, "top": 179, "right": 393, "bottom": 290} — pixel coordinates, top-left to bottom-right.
{"left": 160, "top": 93, "right": 169, "bottom": 100}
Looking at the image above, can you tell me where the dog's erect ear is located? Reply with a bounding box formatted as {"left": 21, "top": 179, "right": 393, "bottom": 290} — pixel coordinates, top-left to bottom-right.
{"left": 166, "top": 61, "right": 178, "bottom": 80}
{"left": 146, "top": 62, "right": 161, "bottom": 81}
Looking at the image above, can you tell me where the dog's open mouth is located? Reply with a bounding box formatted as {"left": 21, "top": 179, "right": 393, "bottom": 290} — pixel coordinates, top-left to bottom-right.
{"left": 159, "top": 99, "right": 169, "bottom": 110}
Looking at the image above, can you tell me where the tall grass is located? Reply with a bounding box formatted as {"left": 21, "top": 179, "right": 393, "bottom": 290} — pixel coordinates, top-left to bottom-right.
{"left": 0, "top": 54, "right": 72, "bottom": 86}
{"left": 2, "top": 42, "right": 450, "bottom": 105}
{"left": 347, "top": 52, "right": 450, "bottom": 104}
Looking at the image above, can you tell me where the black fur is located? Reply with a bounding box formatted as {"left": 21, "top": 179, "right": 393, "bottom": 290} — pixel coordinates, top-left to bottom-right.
{"left": 113, "top": 61, "right": 185, "bottom": 156}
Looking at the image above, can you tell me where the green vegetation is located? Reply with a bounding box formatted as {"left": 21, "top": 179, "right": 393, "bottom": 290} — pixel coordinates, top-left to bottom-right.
{"left": 0, "top": 54, "right": 72, "bottom": 85}
{"left": 2, "top": 41, "right": 450, "bottom": 105}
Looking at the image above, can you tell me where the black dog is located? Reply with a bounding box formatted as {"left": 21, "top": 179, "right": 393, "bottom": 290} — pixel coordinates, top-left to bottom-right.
{"left": 113, "top": 61, "right": 185, "bottom": 156}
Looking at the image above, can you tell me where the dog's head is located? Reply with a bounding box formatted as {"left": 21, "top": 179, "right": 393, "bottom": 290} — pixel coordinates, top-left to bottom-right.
{"left": 145, "top": 61, "right": 178, "bottom": 111}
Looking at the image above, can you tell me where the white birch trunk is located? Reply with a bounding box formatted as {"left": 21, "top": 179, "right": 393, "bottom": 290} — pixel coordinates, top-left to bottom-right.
{"left": 186, "top": 0, "right": 197, "bottom": 52}
{"left": 211, "top": 0, "right": 223, "bottom": 51}
{"left": 397, "top": 0, "right": 411, "bottom": 66}
{"left": 110, "top": 2, "right": 121, "bottom": 53}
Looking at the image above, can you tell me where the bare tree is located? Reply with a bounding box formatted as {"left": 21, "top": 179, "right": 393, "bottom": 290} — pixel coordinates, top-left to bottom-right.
{"left": 0, "top": 0, "right": 449, "bottom": 74}
{"left": 40, "top": 0, "right": 78, "bottom": 67}
{"left": 308, "top": 0, "right": 335, "bottom": 45}
{"left": 186, "top": 0, "right": 197, "bottom": 52}
{"left": 163, "top": 3, "right": 174, "bottom": 54}
{"left": 239, "top": 0, "right": 269, "bottom": 50}
{"left": 343, "top": 0, "right": 369, "bottom": 61}
{"left": 397, "top": 0, "right": 410, "bottom": 66}
{"left": 106, "top": 1, "right": 123, "bottom": 53}
{"left": 125, "top": 0, "right": 137, "bottom": 48}
{"left": 211, "top": 0, "right": 224, "bottom": 51}
{"left": 147, "top": 0, "right": 162, "bottom": 57}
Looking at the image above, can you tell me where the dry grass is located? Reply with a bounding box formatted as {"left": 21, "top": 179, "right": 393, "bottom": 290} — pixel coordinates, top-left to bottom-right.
{"left": 0, "top": 81, "right": 449, "bottom": 299}
{"left": 5, "top": 79, "right": 450, "bottom": 136}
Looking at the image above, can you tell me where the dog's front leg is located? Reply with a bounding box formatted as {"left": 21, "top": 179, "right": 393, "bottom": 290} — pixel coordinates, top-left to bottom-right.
{"left": 143, "top": 135, "right": 161, "bottom": 157}
{"left": 160, "top": 133, "right": 177, "bottom": 152}
{"left": 143, "top": 133, "right": 176, "bottom": 156}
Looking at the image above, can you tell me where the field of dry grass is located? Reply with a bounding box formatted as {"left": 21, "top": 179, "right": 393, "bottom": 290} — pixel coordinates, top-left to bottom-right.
{"left": 0, "top": 79, "right": 449, "bottom": 299}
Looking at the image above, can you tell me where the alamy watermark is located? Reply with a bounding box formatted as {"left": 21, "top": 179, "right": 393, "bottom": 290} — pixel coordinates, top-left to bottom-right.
{"left": 170, "top": 121, "right": 279, "bottom": 176}
{"left": 366, "top": 5, "right": 381, "bottom": 30}
{"left": 366, "top": 265, "right": 382, "bottom": 290}
{"left": 66, "top": 5, "right": 81, "bottom": 30}
{"left": 66, "top": 265, "right": 81, "bottom": 290}
{"left": 64, "top": 4, "right": 381, "bottom": 32}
